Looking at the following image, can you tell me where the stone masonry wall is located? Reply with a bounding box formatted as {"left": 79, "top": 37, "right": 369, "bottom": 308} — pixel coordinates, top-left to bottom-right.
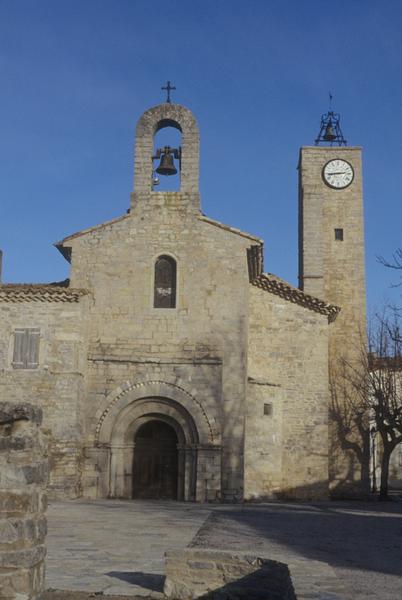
{"left": 64, "top": 201, "right": 255, "bottom": 500}
{"left": 0, "top": 299, "right": 87, "bottom": 499}
{"left": 0, "top": 402, "right": 47, "bottom": 599}
{"left": 245, "top": 285, "right": 330, "bottom": 500}
{"left": 298, "top": 147, "right": 366, "bottom": 338}
{"left": 299, "top": 147, "right": 368, "bottom": 497}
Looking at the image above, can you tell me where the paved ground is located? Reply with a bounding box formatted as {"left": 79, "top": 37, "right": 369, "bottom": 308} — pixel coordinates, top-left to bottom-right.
{"left": 191, "top": 500, "right": 402, "bottom": 600}
{"left": 46, "top": 498, "right": 402, "bottom": 599}
{"left": 46, "top": 500, "right": 210, "bottom": 596}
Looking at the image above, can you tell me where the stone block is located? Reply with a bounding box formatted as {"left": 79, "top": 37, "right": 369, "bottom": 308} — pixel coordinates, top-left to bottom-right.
{"left": 22, "top": 463, "right": 49, "bottom": 485}
{"left": 164, "top": 549, "right": 296, "bottom": 600}
{"left": 0, "top": 492, "right": 32, "bottom": 515}
{"left": 0, "top": 403, "right": 43, "bottom": 427}
{"left": 0, "top": 545, "right": 46, "bottom": 569}
{"left": 0, "top": 401, "right": 47, "bottom": 599}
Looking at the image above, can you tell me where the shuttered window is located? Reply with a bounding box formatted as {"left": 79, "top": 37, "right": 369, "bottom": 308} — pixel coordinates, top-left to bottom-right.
{"left": 12, "top": 328, "right": 40, "bottom": 369}
{"left": 154, "top": 256, "right": 177, "bottom": 308}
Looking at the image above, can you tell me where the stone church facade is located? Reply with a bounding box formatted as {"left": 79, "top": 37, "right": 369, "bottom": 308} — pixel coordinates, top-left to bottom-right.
{"left": 0, "top": 102, "right": 367, "bottom": 501}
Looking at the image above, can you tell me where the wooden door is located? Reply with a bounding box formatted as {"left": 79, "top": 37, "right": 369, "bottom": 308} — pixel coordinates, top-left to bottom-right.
{"left": 133, "top": 420, "right": 178, "bottom": 499}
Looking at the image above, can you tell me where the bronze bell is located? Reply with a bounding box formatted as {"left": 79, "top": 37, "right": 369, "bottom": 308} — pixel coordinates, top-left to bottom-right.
{"left": 323, "top": 120, "right": 336, "bottom": 141}
{"left": 156, "top": 147, "right": 177, "bottom": 176}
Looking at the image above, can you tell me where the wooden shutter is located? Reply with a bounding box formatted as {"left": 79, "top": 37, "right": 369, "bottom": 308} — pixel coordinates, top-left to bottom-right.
{"left": 12, "top": 329, "right": 26, "bottom": 368}
{"left": 26, "top": 329, "right": 40, "bottom": 369}
{"left": 12, "top": 328, "right": 40, "bottom": 369}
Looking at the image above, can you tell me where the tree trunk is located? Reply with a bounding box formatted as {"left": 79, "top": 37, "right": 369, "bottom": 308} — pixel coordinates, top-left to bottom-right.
{"left": 379, "top": 447, "right": 392, "bottom": 499}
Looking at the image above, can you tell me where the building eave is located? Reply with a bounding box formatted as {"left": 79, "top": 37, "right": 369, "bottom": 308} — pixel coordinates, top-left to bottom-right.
{"left": 0, "top": 282, "right": 88, "bottom": 303}
{"left": 247, "top": 245, "right": 340, "bottom": 322}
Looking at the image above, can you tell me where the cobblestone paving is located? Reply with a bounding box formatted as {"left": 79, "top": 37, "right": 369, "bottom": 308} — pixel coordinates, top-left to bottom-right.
{"left": 46, "top": 499, "right": 402, "bottom": 599}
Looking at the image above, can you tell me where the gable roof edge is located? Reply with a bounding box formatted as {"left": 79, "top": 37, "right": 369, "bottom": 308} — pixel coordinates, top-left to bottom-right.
{"left": 198, "top": 215, "right": 263, "bottom": 243}
{"left": 247, "top": 245, "right": 340, "bottom": 323}
{"left": 55, "top": 213, "right": 130, "bottom": 248}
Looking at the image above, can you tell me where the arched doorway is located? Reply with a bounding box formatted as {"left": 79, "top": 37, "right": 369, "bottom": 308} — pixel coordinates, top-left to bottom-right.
{"left": 132, "top": 419, "right": 179, "bottom": 499}
{"left": 91, "top": 384, "right": 222, "bottom": 501}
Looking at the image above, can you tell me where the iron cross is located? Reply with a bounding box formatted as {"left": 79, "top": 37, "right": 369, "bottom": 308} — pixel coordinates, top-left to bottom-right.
{"left": 162, "top": 81, "right": 176, "bottom": 103}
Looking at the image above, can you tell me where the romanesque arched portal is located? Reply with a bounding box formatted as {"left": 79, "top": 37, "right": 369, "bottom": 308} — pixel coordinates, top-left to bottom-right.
{"left": 86, "top": 381, "right": 222, "bottom": 502}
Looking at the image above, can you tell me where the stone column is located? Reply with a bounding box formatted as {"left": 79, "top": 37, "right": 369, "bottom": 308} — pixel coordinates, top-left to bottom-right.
{"left": 110, "top": 443, "right": 134, "bottom": 498}
{"left": 195, "top": 446, "right": 222, "bottom": 502}
{"left": 0, "top": 402, "right": 48, "bottom": 599}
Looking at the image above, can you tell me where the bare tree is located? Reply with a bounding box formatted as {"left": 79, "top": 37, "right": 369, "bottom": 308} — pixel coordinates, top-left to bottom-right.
{"left": 332, "top": 312, "right": 402, "bottom": 499}
{"left": 378, "top": 249, "right": 402, "bottom": 319}
{"left": 378, "top": 248, "right": 402, "bottom": 279}
{"left": 367, "top": 314, "right": 402, "bottom": 497}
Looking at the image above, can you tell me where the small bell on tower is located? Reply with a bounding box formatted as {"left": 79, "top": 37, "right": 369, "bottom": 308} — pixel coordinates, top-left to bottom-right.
{"left": 323, "top": 119, "right": 336, "bottom": 141}
{"left": 156, "top": 147, "right": 177, "bottom": 176}
{"left": 153, "top": 146, "right": 181, "bottom": 177}
{"left": 315, "top": 94, "right": 347, "bottom": 146}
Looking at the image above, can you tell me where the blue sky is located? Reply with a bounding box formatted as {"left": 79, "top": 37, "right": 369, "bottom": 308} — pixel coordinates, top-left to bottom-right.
{"left": 0, "top": 0, "right": 401, "bottom": 312}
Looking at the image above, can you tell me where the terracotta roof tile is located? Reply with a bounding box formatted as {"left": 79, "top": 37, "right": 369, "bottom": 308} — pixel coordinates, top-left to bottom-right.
{"left": 247, "top": 245, "right": 340, "bottom": 322}
{"left": 0, "top": 282, "right": 87, "bottom": 303}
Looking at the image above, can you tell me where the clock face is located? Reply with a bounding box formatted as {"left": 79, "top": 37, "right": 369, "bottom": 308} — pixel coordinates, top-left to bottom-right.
{"left": 323, "top": 159, "right": 354, "bottom": 189}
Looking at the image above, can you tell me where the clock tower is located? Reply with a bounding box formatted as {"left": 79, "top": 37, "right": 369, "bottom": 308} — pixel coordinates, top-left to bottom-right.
{"left": 298, "top": 111, "right": 368, "bottom": 496}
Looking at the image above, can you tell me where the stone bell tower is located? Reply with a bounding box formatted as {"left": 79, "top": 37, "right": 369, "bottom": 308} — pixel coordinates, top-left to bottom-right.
{"left": 130, "top": 98, "right": 201, "bottom": 215}
{"left": 298, "top": 107, "right": 368, "bottom": 496}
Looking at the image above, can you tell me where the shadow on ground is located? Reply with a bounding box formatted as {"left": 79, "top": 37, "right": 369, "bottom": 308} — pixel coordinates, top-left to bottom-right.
{"left": 191, "top": 500, "right": 402, "bottom": 578}
{"left": 176, "top": 567, "right": 296, "bottom": 600}
{"left": 44, "top": 592, "right": 148, "bottom": 600}
{"left": 106, "top": 571, "right": 165, "bottom": 591}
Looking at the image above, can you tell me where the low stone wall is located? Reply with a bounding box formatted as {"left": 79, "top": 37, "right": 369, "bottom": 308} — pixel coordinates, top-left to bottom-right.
{"left": 164, "top": 548, "right": 296, "bottom": 600}
{"left": 0, "top": 402, "right": 48, "bottom": 599}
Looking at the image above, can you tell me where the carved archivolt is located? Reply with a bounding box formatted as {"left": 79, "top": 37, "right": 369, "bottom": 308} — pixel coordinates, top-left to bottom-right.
{"left": 94, "top": 380, "right": 217, "bottom": 445}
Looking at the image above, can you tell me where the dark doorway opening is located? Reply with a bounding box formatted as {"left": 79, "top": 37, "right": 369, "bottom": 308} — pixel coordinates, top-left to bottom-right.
{"left": 133, "top": 420, "right": 179, "bottom": 499}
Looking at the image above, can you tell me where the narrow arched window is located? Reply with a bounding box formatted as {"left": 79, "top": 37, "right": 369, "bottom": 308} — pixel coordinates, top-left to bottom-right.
{"left": 154, "top": 255, "right": 176, "bottom": 308}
